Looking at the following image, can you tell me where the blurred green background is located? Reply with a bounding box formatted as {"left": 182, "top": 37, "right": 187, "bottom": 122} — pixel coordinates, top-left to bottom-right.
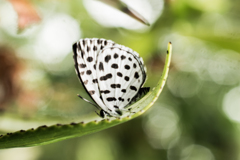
{"left": 0, "top": 0, "right": 240, "bottom": 159}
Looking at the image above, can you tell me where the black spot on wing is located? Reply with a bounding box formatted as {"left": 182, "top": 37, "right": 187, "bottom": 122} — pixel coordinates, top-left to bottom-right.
{"left": 121, "top": 55, "right": 126, "bottom": 60}
{"left": 79, "top": 64, "right": 86, "bottom": 68}
{"left": 80, "top": 71, "right": 84, "bottom": 75}
{"left": 99, "top": 62, "right": 104, "bottom": 71}
{"left": 134, "top": 72, "right": 139, "bottom": 79}
{"left": 81, "top": 50, "right": 85, "bottom": 58}
{"left": 92, "top": 79, "right": 98, "bottom": 83}
{"left": 121, "top": 89, "right": 126, "bottom": 93}
{"left": 86, "top": 70, "right": 92, "bottom": 75}
{"left": 117, "top": 72, "right": 122, "bottom": 77}
{"left": 107, "top": 97, "right": 117, "bottom": 101}
{"left": 130, "top": 86, "right": 137, "bottom": 91}
{"left": 128, "top": 57, "right": 132, "bottom": 61}
{"left": 114, "top": 53, "right": 118, "bottom": 59}
{"left": 111, "top": 84, "right": 121, "bottom": 88}
{"left": 97, "top": 39, "right": 101, "bottom": 44}
{"left": 133, "top": 63, "right": 137, "bottom": 68}
{"left": 105, "top": 55, "right": 111, "bottom": 63}
{"left": 111, "top": 63, "right": 118, "bottom": 69}
{"left": 124, "top": 65, "right": 130, "bottom": 70}
{"left": 118, "top": 97, "right": 124, "bottom": 102}
{"left": 83, "top": 80, "right": 88, "bottom": 85}
{"left": 87, "top": 57, "right": 93, "bottom": 62}
{"left": 77, "top": 43, "right": 84, "bottom": 57}
{"left": 100, "top": 73, "right": 112, "bottom": 81}
{"left": 101, "top": 90, "right": 110, "bottom": 94}
{"left": 124, "top": 76, "right": 129, "bottom": 81}
{"left": 89, "top": 90, "right": 95, "bottom": 95}
{"left": 87, "top": 46, "right": 90, "bottom": 52}
{"left": 82, "top": 40, "right": 86, "bottom": 46}
{"left": 93, "top": 64, "right": 96, "bottom": 70}
{"left": 93, "top": 46, "right": 97, "bottom": 51}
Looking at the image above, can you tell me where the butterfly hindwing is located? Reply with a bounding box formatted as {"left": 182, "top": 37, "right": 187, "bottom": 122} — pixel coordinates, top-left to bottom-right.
{"left": 96, "top": 45, "right": 146, "bottom": 116}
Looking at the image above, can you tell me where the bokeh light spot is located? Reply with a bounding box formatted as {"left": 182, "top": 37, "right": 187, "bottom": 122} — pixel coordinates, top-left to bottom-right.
{"left": 223, "top": 86, "right": 240, "bottom": 123}
{"left": 34, "top": 13, "right": 81, "bottom": 64}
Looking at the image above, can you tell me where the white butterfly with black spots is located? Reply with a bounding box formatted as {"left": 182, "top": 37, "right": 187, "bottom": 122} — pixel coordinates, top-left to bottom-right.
{"left": 73, "top": 38, "right": 149, "bottom": 118}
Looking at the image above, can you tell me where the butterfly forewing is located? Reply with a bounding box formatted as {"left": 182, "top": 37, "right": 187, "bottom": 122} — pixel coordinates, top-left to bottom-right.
{"left": 73, "top": 38, "right": 115, "bottom": 111}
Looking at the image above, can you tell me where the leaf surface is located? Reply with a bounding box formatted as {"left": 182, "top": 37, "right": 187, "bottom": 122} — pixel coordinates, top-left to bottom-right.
{"left": 0, "top": 42, "right": 172, "bottom": 149}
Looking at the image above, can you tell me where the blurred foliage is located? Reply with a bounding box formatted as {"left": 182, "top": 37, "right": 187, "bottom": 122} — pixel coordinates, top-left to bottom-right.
{"left": 0, "top": 0, "right": 240, "bottom": 160}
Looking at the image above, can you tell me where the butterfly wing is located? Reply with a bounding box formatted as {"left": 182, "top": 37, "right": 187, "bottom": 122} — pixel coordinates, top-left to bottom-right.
{"left": 96, "top": 45, "right": 147, "bottom": 117}
{"left": 73, "top": 38, "right": 115, "bottom": 111}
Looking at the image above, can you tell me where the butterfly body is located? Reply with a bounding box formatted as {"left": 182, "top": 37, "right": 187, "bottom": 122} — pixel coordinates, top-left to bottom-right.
{"left": 73, "top": 38, "right": 149, "bottom": 118}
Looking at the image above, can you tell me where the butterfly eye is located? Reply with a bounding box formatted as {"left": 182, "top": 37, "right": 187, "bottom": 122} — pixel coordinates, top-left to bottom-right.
{"left": 99, "top": 110, "right": 105, "bottom": 118}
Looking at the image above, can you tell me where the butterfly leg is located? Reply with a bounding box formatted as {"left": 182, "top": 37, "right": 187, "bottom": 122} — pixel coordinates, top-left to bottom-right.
{"left": 77, "top": 94, "right": 102, "bottom": 110}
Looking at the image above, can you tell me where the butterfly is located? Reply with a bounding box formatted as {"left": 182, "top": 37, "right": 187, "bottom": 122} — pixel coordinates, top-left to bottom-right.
{"left": 72, "top": 38, "right": 149, "bottom": 118}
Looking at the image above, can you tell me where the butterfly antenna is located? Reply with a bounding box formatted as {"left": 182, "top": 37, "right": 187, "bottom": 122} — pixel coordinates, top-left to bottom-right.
{"left": 77, "top": 94, "right": 101, "bottom": 110}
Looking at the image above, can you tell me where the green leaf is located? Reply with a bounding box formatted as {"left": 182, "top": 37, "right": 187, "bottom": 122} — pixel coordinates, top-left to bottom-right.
{"left": 0, "top": 42, "right": 172, "bottom": 149}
